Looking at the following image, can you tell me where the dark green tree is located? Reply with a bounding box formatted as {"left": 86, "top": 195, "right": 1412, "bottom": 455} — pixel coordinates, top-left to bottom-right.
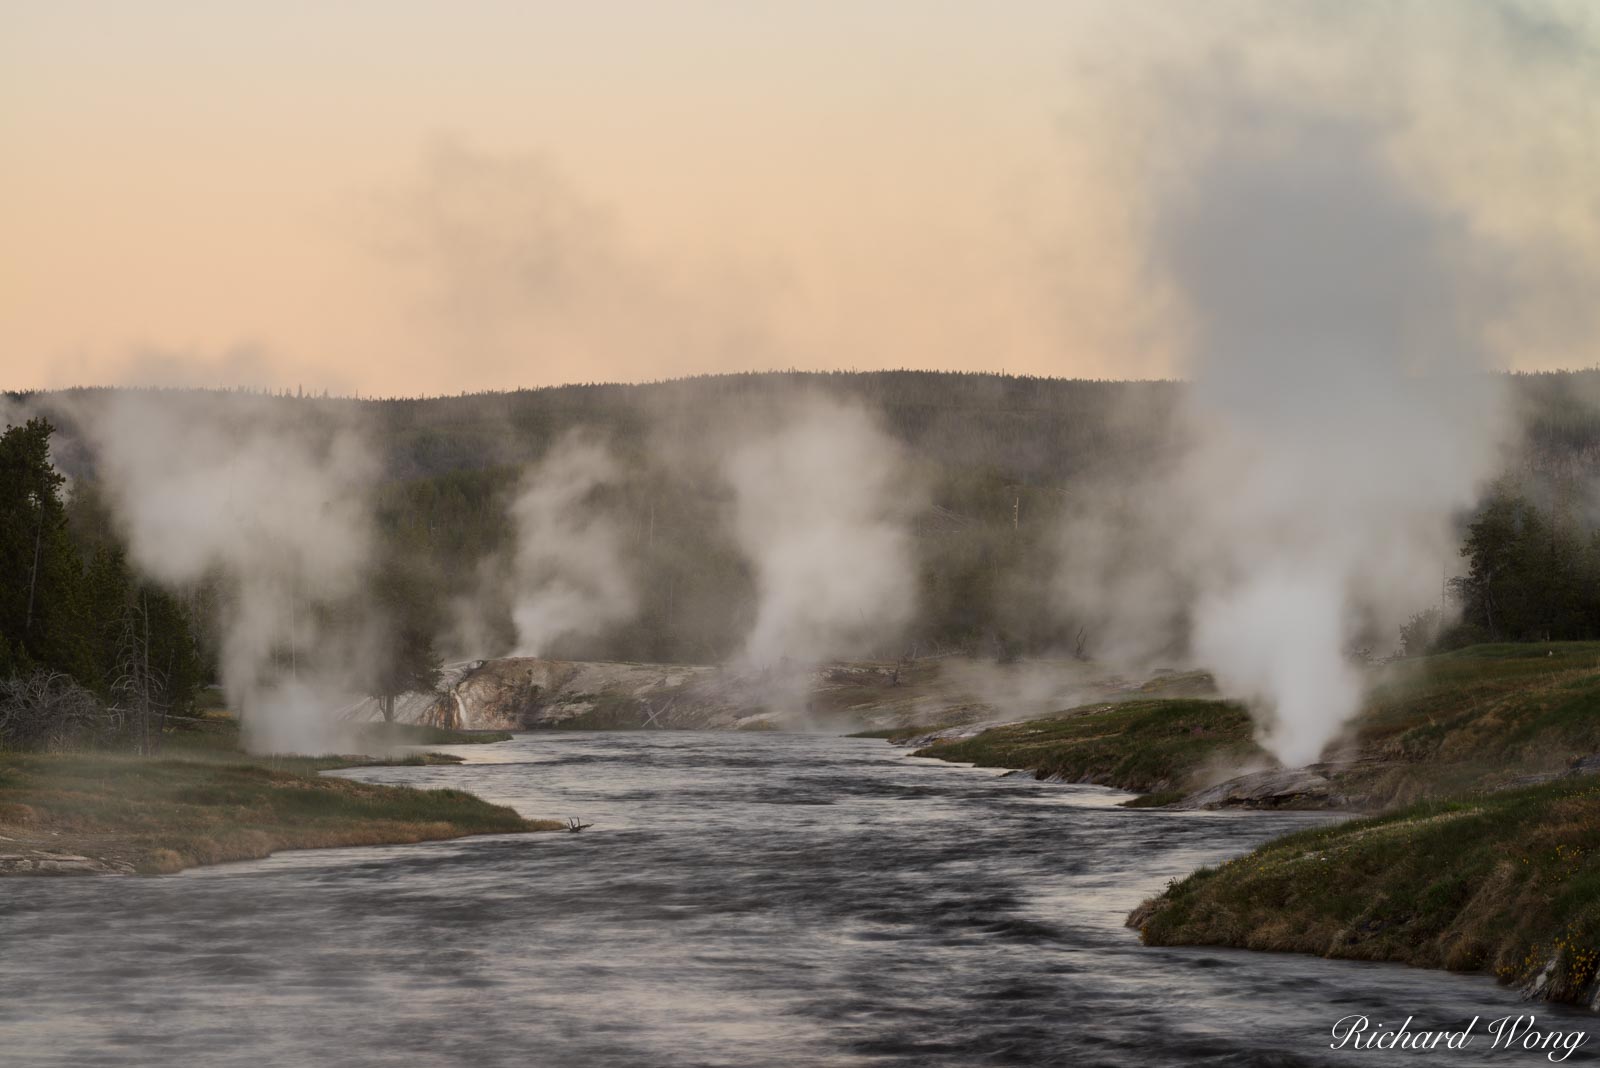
{"left": 0, "top": 421, "right": 203, "bottom": 750}
{"left": 0, "top": 419, "right": 93, "bottom": 683}
{"left": 368, "top": 562, "right": 443, "bottom": 722}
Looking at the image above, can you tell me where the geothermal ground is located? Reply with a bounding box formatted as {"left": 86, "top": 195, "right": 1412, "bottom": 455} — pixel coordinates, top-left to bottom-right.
{"left": 353, "top": 653, "right": 1211, "bottom": 735}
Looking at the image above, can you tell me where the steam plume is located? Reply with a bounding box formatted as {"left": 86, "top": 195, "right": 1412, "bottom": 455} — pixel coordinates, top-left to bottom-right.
{"left": 507, "top": 432, "right": 637, "bottom": 656}
{"left": 1171, "top": 113, "right": 1506, "bottom": 765}
{"left": 78, "top": 392, "right": 378, "bottom": 752}
{"left": 723, "top": 397, "right": 923, "bottom": 675}
{"left": 1055, "top": 106, "right": 1510, "bottom": 766}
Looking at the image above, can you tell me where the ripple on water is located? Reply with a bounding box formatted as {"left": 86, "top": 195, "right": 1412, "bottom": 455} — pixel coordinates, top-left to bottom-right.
{"left": 0, "top": 731, "right": 1592, "bottom": 1067}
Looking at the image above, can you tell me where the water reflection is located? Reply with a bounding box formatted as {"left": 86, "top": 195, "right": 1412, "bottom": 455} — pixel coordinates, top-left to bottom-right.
{"left": 0, "top": 732, "right": 1590, "bottom": 1066}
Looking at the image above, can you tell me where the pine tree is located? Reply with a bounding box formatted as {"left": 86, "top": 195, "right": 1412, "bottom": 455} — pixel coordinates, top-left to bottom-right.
{"left": 0, "top": 419, "right": 93, "bottom": 683}
{"left": 369, "top": 560, "right": 443, "bottom": 722}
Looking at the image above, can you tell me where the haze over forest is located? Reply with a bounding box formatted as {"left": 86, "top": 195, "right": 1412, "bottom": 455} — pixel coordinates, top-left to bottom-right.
{"left": 5, "top": 0, "right": 1600, "bottom": 766}
{"left": 8, "top": 368, "right": 1600, "bottom": 733}
{"left": 12, "top": 4, "right": 1600, "bottom": 1062}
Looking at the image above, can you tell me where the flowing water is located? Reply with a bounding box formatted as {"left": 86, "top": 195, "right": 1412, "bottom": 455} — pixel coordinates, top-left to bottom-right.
{"left": 1, "top": 732, "right": 1593, "bottom": 1066}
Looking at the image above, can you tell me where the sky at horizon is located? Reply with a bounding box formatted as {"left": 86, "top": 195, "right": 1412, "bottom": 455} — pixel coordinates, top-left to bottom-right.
{"left": 4, "top": 1, "right": 1597, "bottom": 396}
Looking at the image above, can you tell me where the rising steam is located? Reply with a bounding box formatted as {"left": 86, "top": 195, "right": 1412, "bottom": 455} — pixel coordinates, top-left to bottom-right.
{"left": 1172, "top": 114, "right": 1507, "bottom": 766}
{"left": 1057, "top": 107, "right": 1507, "bottom": 767}
{"left": 722, "top": 397, "right": 922, "bottom": 677}
{"left": 77, "top": 393, "right": 378, "bottom": 752}
{"left": 507, "top": 432, "right": 637, "bottom": 656}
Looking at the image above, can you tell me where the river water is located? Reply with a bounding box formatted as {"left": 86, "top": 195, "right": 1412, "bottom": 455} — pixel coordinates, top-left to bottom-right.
{"left": 1, "top": 731, "right": 1593, "bottom": 1066}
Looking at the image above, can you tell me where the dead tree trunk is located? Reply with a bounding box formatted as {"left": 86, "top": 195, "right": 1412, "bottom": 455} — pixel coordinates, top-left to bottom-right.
{"left": 24, "top": 504, "right": 43, "bottom": 633}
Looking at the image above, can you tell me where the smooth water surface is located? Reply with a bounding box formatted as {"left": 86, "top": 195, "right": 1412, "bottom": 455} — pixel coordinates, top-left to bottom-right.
{"left": 1, "top": 732, "right": 1592, "bottom": 1066}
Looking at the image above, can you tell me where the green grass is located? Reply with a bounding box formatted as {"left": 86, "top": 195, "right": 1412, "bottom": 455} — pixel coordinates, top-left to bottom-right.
{"left": 1131, "top": 776, "right": 1600, "bottom": 1006}
{"left": 913, "top": 699, "right": 1261, "bottom": 802}
{"left": 1117, "top": 643, "right": 1600, "bottom": 1005}
{"left": 1331, "top": 642, "right": 1600, "bottom": 807}
{"left": 144, "top": 714, "right": 508, "bottom": 768}
{"left": 900, "top": 643, "right": 1600, "bottom": 809}
{"left": 0, "top": 714, "right": 557, "bottom": 874}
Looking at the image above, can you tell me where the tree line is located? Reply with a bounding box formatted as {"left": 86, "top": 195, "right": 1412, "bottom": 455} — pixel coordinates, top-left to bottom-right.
{"left": 0, "top": 419, "right": 203, "bottom": 750}
{"left": 1423, "top": 488, "right": 1600, "bottom": 649}
{"left": 11, "top": 371, "right": 1600, "bottom": 751}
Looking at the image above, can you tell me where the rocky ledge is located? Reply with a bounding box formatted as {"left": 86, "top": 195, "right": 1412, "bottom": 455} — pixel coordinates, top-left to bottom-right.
{"left": 0, "top": 849, "right": 134, "bottom": 876}
{"left": 1176, "top": 766, "right": 1352, "bottom": 810}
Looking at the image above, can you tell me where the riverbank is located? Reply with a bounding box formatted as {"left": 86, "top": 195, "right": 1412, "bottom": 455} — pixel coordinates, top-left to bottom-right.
{"left": 0, "top": 716, "right": 558, "bottom": 875}
{"left": 1128, "top": 775, "right": 1600, "bottom": 1009}
{"left": 3, "top": 728, "right": 1479, "bottom": 1067}
{"left": 891, "top": 643, "right": 1600, "bottom": 1008}
{"left": 907, "top": 698, "right": 1259, "bottom": 807}
{"left": 906, "top": 643, "right": 1600, "bottom": 810}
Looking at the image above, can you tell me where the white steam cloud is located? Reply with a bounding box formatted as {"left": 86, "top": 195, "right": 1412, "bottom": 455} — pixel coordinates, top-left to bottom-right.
{"left": 1171, "top": 114, "right": 1508, "bottom": 766}
{"left": 1057, "top": 107, "right": 1508, "bottom": 767}
{"left": 1040, "top": 0, "right": 1600, "bottom": 767}
{"left": 79, "top": 393, "right": 378, "bottom": 752}
{"left": 507, "top": 432, "right": 637, "bottom": 657}
{"left": 723, "top": 397, "right": 923, "bottom": 674}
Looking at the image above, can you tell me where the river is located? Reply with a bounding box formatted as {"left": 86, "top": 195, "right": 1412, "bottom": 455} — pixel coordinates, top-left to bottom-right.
{"left": 0, "top": 731, "right": 1592, "bottom": 1066}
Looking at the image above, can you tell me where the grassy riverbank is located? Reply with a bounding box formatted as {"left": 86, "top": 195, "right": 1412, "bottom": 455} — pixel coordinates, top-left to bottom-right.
{"left": 0, "top": 716, "right": 556, "bottom": 875}
{"left": 905, "top": 643, "right": 1600, "bottom": 1006}
{"left": 913, "top": 699, "right": 1259, "bottom": 806}
{"left": 1129, "top": 776, "right": 1600, "bottom": 1007}
{"left": 894, "top": 644, "right": 1600, "bottom": 1003}
{"left": 907, "top": 644, "right": 1600, "bottom": 809}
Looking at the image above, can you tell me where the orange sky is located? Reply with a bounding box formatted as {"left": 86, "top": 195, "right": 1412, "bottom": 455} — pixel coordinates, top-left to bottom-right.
{"left": 4, "top": 2, "right": 1596, "bottom": 395}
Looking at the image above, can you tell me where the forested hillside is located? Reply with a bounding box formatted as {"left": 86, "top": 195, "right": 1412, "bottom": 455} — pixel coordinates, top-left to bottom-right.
{"left": 24, "top": 373, "right": 1181, "bottom": 668}
{"left": 0, "top": 420, "right": 203, "bottom": 750}
{"left": 12, "top": 369, "right": 1600, "bottom": 681}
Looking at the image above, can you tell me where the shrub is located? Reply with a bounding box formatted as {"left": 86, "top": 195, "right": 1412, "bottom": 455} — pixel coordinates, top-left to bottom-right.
{"left": 0, "top": 670, "right": 118, "bottom": 751}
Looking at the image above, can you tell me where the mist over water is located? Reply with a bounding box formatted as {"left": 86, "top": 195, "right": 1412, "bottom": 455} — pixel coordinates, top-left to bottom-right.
{"left": 2, "top": 732, "right": 1586, "bottom": 1067}
{"left": 6, "top": 7, "right": 1598, "bottom": 1065}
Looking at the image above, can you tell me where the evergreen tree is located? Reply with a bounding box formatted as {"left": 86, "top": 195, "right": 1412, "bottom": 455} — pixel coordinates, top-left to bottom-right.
{"left": 368, "top": 561, "right": 443, "bottom": 722}
{"left": 0, "top": 420, "right": 203, "bottom": 750}
{"left": 0, "top": 419, "right": 92, "bottom": 682}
